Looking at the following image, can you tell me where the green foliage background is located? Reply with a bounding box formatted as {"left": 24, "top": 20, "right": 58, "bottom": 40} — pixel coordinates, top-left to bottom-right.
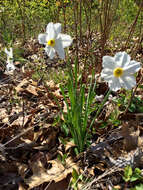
{"left": 0, "top": 0, "right": 142, "bottom": 45}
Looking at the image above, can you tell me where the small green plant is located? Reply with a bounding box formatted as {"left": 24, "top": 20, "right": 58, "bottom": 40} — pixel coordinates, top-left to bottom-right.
{"left": 70, "top": 168, "right": 83, "bottom": 190}
{"left": 114, "top": 92, "right": 143, "bottom": 113}
{"left": 123, "top": 165, "right": 133, "bottom": 182}
{"left": 131, "top": 183, "right": 143, "bottom": 190}
{"left": 123, "top": 165, "right": 143, "bottom": 183}
{"left": 129, "top": 96, "right": 143, "bottom": 113}
{"left": 123, "top": 166, "right": 143, "bottom": 190}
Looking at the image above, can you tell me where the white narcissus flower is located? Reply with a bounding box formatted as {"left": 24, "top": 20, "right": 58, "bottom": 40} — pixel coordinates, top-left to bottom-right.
{"left": 38, "top": 22, "right": 72, "bottom": 59}
{"left": 5, "top": 47, "right": 15, "bottom": 72}
{"left": 101, "top": 52, "right": 141, "bottom": 91}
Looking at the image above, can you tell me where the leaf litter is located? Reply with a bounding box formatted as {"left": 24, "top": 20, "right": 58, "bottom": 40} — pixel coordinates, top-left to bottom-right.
{"left": 0, "top": 39, "right": 143, "bottom": 190}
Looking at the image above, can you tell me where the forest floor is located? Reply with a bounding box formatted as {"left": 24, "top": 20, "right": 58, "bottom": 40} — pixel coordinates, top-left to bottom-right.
{"left": 0, "top": 37, "right": 143, "bottom": 190}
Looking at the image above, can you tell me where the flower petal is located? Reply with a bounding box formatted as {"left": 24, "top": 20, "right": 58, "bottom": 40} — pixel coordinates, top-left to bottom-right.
{"left": 6, "top": 63, "right": 15, "bottom": 72}
{"left": 5, "top": 48, "right": 9, "bottom": 55}
{"left": 46, "top": 22, "right": 53, "bottom": 33}
{"left": 5, "top": 47, "right": 13, "bottom": 58}
{"left": 54, "top": 23, "right": 62, "bottom": 35}
{"left": 55, "top": 38, "right": 65, "bottom": 59}
{"left": 46, "top": 22, "right": 56, "bottom": 40}
{"left": 101, "top": 68, "right": 113, "bottom": 80}
{"left": 38, "top": 33, "right": 48, "bottom": 44}
{"left": 114, "top": 52, "right": 130, "bottom": 68}
{"left": 101, "top": 74, "right": 114, "bottom": 82}
{"left": 9, "top": 48, "right": 13, "bottom": 58}
{"left": 108, "top": 77, "right": 121, "bottom": 91}
{"left": 58, "top": 34, "right": 73, "bottom": 48}
{"left": 124, "top": 61, "right": 141, "bottom": 74}
{"left": 120, "top": 75, "right": 136, "bottom": 89}
{"left": 101, "top": 68, "right": 113, "bottom": 74}
{"left": 102, "top": 56, "right": 115, "bottom": 69}
{"left": 45, "top": 46, "right": 55, "bottom": 59}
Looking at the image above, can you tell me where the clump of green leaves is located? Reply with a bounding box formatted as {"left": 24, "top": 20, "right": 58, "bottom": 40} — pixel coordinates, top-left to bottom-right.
{"left": 60, "top": 59, "right": 96, "bottom": 153}
{"left": 123, "top": 165, "right": 143, "bottom": 183}
{"left": 114, "top": 92, "right": 143, "bottom": 113}
{"left": 131, "top": 183, "right": 143, "bottom": 190}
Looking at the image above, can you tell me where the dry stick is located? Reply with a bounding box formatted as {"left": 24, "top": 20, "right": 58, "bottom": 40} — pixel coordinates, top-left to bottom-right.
{"left": 131, "top": 11, "right": 143, "bottom": 58}
{"left": 0, "top": 75, "right": 13, "bottom": 84}
{"left": 73, "top": 1, "right": 79, "bottom": 70}
{"left": 100, "top": 0, "right": 119, "bottom": 59}
{"left": 83, "top": 0, "right": 92, "bottom": 60}
{"left": 44, "top": 181, "right": 53, "bottom": 190}
{"left": 124, "top": 70, "right": 143, "bottom": 115}
{"left": 131, "top": 24, "right": 142, "bottom": 58}
{"left": 82, "top": 2, "right": 91, "bottom": 75}
{"left": 0, "top": 7, "right": 7, "bottom": 46}
{"left": 88, "top": 0, "right": 92, "bottom": 41}
{"left": 3, "top": 125, "right": 35, "bottom": 147}
{"left": 55, "top": 1, "right": 60, "bottom": 23}
{"left": 82, "top": 166, "right": 123, "bottom": 190}
{"left": 67, "top": 167, "right": 89, "bottom": 190}
{"left": 100, "top": 0, "right": 113, "bottom": 72}
{"left": 63, "top": 5, "right": 66, "bottom": 33}
{"left": 16, "top": 0, "right": 26, "bottom": 45}
{"left": 100, "top": 0, "right": 108, "bottom": 58}
{"left": 79, "top": 0, "right": 82, "bottom": 45}
{"left": 83, "top": 2, "right": 89, "bottom": 41}
{"left": 22, "top": 99, "right": 25, "bottom": 128}
{"left": 124, "top": 1, "right": 143, "bottom": 50}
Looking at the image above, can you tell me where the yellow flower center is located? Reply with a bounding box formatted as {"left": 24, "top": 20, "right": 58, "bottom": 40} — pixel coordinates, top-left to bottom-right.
{"left": 113, "top": 67, "right": 123, "bottom": 77}
{"left": 47, "top": 39, "right": 55, "bottom": 47}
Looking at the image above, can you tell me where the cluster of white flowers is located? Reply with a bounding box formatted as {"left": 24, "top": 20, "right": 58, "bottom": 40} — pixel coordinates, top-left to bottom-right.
{"left": 38, "top": 22, "right": 141, "bottom": 92}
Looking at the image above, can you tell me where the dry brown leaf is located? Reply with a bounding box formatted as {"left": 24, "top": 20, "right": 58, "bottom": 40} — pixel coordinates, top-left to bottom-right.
{"left": 52, "top": 89, "right": 63, "bottom": 99}
{"left": 29, "top": 79, "right": 38, "bottom": 86}
{"left": 16, "top": 162, "right": 28, "bottom": 179}
{"left": 11, "top": 115, "right": 29, "bottom": 127}
{"left": 46, "top": 80, "right": 57, "bottom": 89}
{"left": 63, "top": 101, "right": 68, "bottom": 113}
{"left": 113, "top": 185, "right": 121, "bottom": 189}
{"left": 121, "top": 121, "right": 140, "bottom": 151}
{"left": 87, "top": 167, "right": 95, "bottom": 176}
{"left": 26, "top": 84, "right": 38, "bottom": 96}
{"left": 18, "top": 183, "right": 27, "bottom": 190}
{"left": 0, "top": 108, "right": 9, "bottom": 123}
{"left": 15, "top": 78, "right": 43, "bottom": 96}
{"left": 15, "top": 78, "right": 29, "bottom": 92}
{"left": 61, "top": 101, "right": 68, "bottom": 121}
{"left": 65, "top": 141, "right": 76, "bottom": 152}
{"left": 25, "top": 159, "right": 79, "bottom": 189}
{"left": 14, "top": 61, "right": 21, "bottom": 66}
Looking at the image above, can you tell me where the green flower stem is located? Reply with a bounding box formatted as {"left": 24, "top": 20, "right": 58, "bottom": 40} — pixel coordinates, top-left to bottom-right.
{"left": 90, "top": 90, "right": 112, "bottom": 128}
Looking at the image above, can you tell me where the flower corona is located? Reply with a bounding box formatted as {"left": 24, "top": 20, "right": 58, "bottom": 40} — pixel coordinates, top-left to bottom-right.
{"left": 113, "top": 67, "right": 123, "bottom": 77}
{"left": 47, "top": 39, "right": 55, "bottom": 47}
